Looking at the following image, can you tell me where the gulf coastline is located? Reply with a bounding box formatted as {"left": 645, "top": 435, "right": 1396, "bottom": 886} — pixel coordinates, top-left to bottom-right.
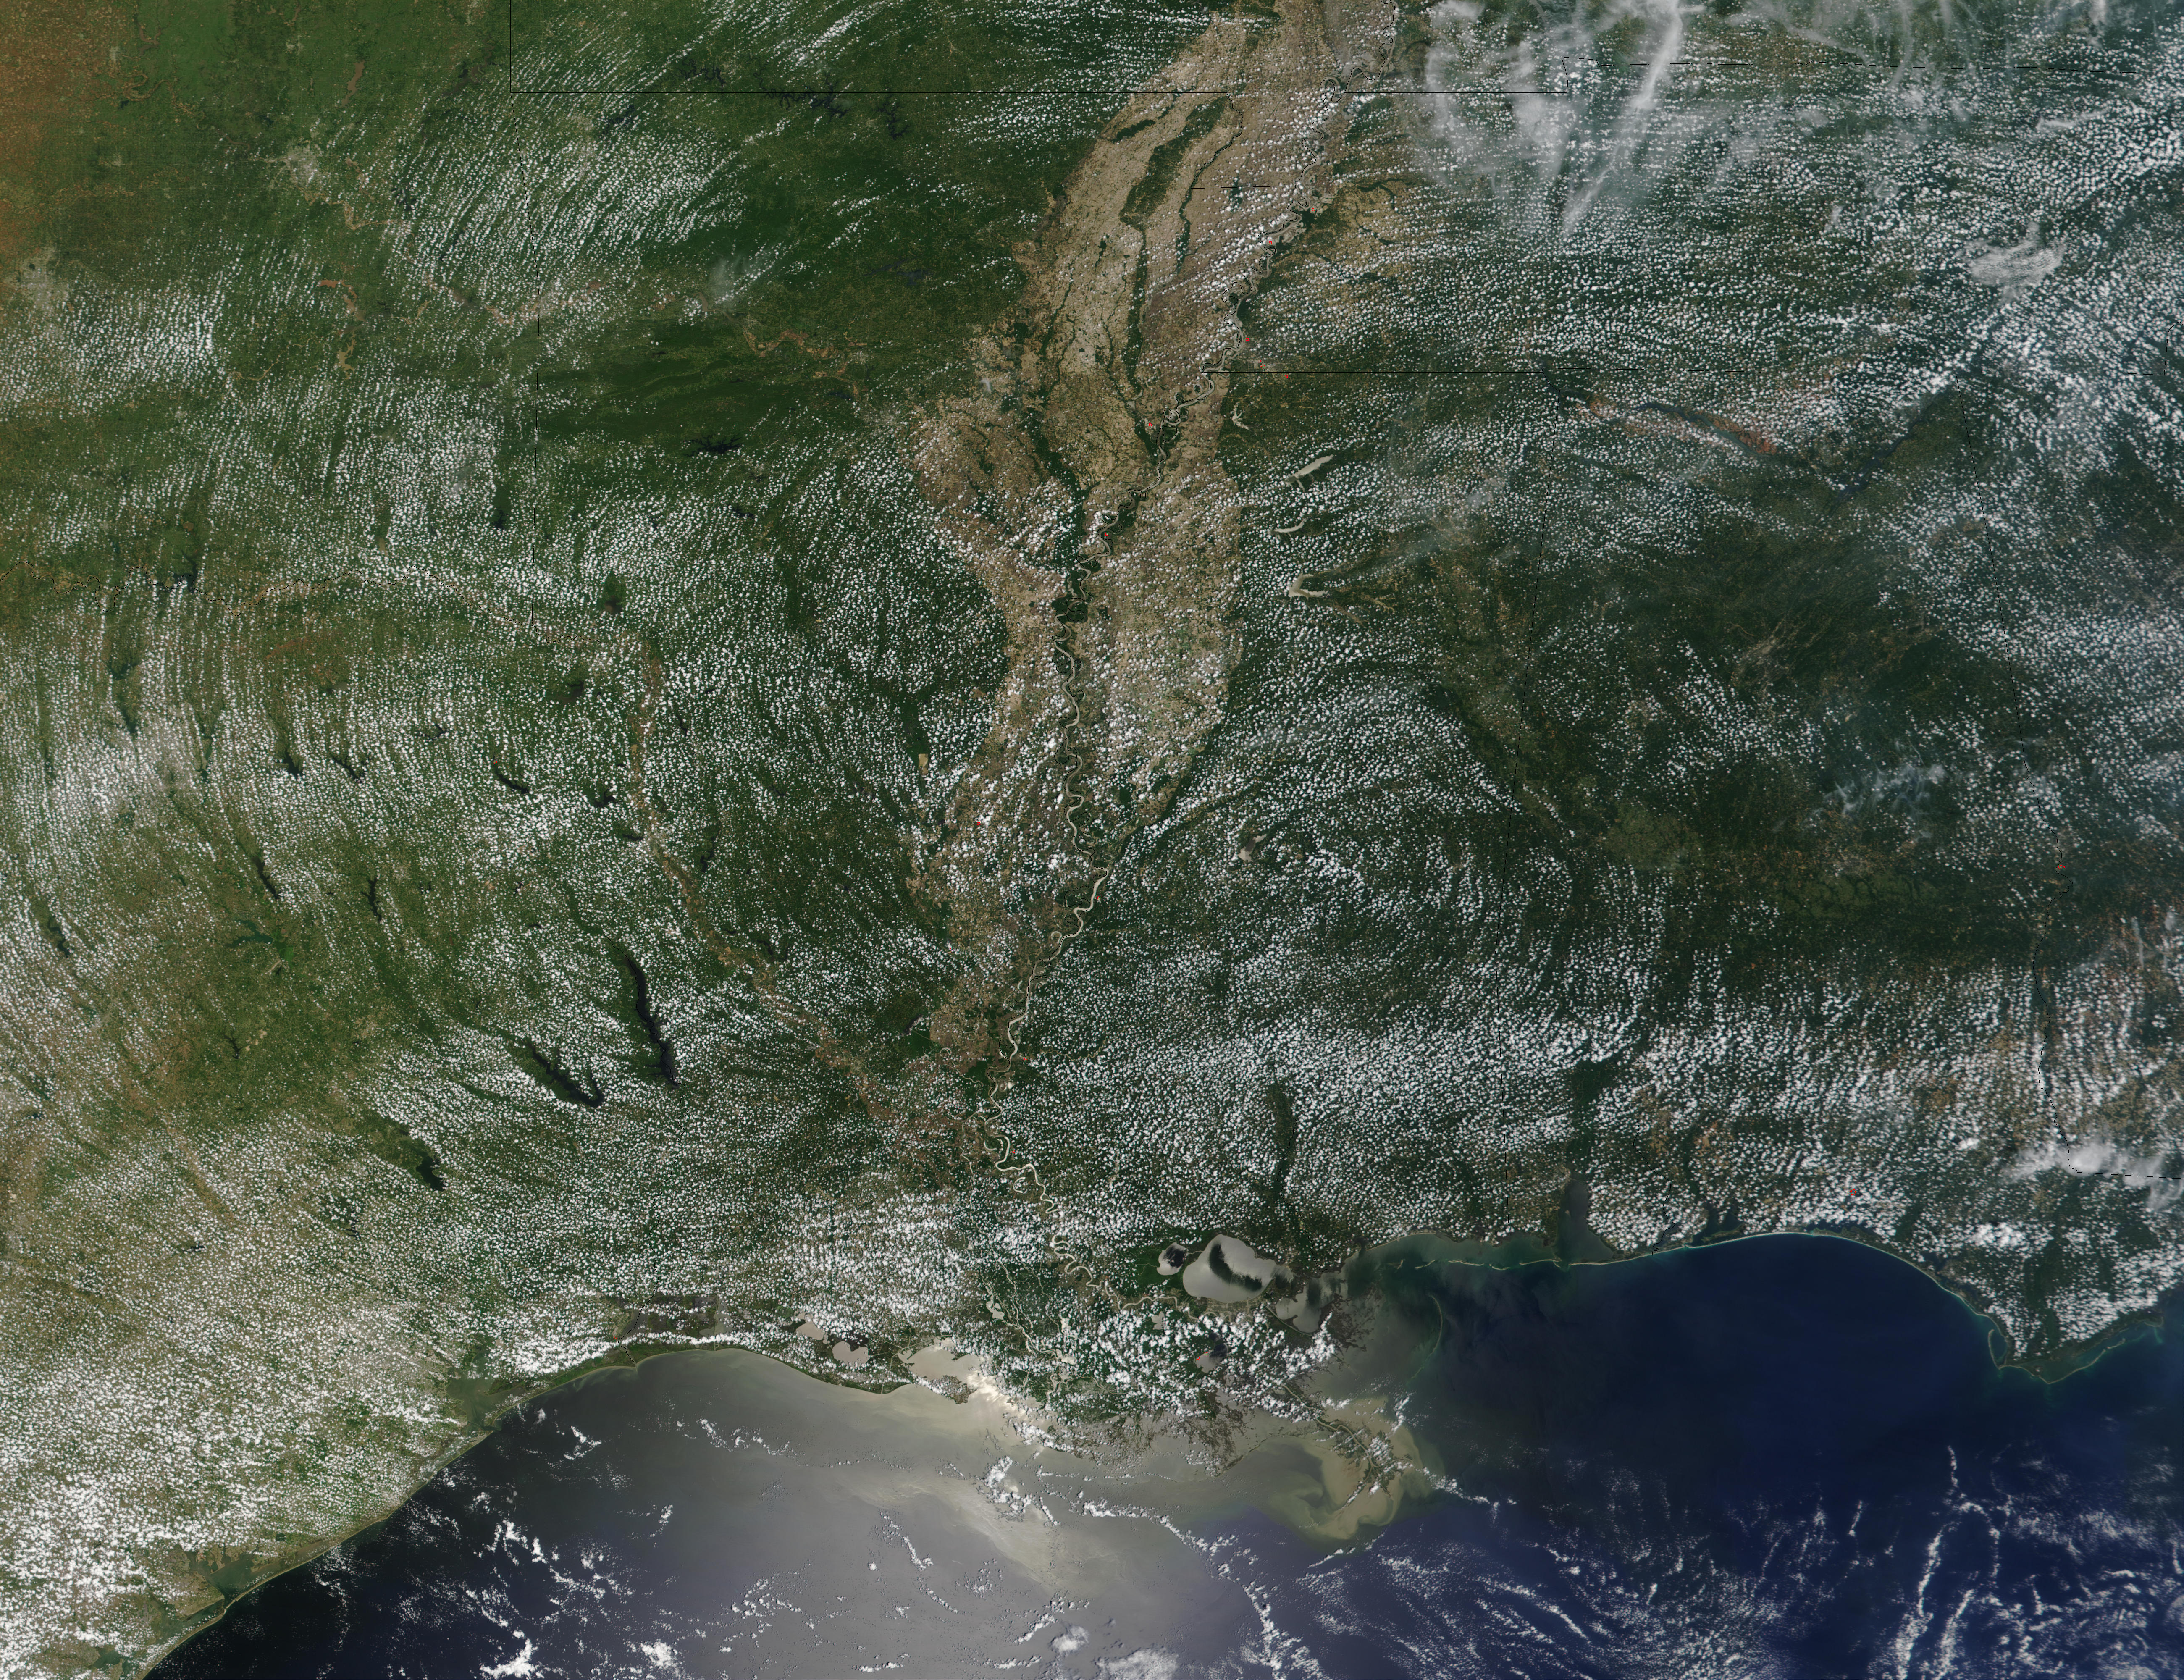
{"left": 151, "top": 1232, "right": 2184, "bottom": 1678}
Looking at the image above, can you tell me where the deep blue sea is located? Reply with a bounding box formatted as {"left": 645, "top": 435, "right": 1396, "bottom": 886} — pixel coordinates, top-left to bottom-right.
{"left": 155, "top": 1236, "right": 2183, "bottom": 1679}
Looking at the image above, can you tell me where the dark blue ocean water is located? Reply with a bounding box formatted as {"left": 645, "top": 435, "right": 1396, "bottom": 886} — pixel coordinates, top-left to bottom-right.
{"left": 1211, "top": 1237, "right": 2184, "bottom": 1680}
{"left": 154, "top": 1236, "right": 2182, "bottom": 1679}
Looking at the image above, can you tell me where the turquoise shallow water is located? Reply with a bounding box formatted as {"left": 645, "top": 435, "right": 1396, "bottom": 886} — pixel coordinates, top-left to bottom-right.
{"left": 156, "top": 1235, "right": 2182, "bottom": 1678}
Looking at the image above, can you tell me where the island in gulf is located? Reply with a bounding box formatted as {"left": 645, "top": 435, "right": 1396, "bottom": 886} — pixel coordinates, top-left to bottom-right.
{"left": 0, "top": 0, "right": 2179, "bottom": 1670}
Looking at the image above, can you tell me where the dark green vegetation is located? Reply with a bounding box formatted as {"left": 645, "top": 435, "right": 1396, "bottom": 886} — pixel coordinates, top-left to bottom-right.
{"left": 0, "top": 0, "right": 2179, "bottom": 1672}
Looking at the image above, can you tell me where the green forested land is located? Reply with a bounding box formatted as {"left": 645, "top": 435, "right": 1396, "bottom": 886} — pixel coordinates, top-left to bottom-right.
{"left": 1, "top": 0, "right": 2179, "bottom": 1672}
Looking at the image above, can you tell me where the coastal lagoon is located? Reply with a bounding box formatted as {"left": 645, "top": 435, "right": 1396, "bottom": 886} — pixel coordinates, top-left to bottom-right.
{"left": 157, "top": 1236, "right": 2182, "bottom": 1678}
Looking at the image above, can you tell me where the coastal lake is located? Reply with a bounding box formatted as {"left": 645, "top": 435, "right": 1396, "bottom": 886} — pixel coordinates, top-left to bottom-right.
{"left": 155, "top": 1235, "right": 2183, "bottom": 1678}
